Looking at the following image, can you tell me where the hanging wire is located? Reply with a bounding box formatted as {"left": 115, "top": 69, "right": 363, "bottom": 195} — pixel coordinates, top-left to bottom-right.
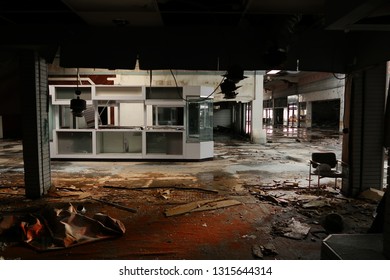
{"left": 77, "top": 68, "right": 83, "bottom": 85}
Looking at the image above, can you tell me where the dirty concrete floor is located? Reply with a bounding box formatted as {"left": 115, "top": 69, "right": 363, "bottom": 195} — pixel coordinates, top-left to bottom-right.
{"left": 0, "top": 127, "right": 379, "bottom": 260}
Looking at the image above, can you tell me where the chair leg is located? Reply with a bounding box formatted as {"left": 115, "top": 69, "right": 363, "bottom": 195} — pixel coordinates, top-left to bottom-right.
{"left": 334, "top": 178, "right": 337, "bottom": 189}
{"left": 318, "top": 176, "right": 320, "bottom": 188}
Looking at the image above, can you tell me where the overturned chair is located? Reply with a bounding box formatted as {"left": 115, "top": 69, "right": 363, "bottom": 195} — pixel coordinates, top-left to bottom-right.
{"left": 309, "top": 152, "right": 346, "bottom": 188}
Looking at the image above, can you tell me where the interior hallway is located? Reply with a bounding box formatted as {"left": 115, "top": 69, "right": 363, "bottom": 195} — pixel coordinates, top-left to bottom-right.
{"left": 0, "top": 127, "right": 382, "bottom": 259}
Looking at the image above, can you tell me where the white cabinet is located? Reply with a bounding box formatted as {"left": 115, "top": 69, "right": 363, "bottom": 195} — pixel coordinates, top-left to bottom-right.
{"left": 49, "top": 85, "right": 214, "bottom": 160}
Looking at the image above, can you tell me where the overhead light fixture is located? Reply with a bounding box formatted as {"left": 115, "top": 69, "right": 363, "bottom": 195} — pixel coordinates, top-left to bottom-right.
{"left": 70, "top": 68, "right": 86, "bottom": 117}
{"left": 266, "top": 70, "right": 281, "bottom": 75}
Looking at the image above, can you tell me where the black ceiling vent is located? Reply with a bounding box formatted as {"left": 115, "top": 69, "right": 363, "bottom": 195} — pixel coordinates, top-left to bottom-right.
{"left": 220, "top": 64, "right": 247, "bottom": 99}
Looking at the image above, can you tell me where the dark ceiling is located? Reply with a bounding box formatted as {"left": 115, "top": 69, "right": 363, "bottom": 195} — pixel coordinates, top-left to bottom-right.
{"left": 1, "top": 0, "right": 390, "bottom": 73}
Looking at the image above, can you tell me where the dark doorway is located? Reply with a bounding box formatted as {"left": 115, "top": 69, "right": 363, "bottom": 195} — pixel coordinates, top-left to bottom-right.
{"left": 312, "top": 99, "right": 340, "bottom": 130}
{"left": 274, "top": 108, "right": 284, "bottom": 126}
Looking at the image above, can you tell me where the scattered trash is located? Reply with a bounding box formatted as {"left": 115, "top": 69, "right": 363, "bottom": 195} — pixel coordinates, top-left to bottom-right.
{"left": 252, "top": 243, "right": 278, "bottom": 259}
{"left": 273, "top": 218, "right": 311, "bottom": 240}
{"left": 159, "top": 189, "right": 171, "bottom": 200}
{"left": 254, "top": 192, "right": 288, "bottom": 206}
{"left": 252, "top": 245, "right": 264, "bottom": 259}
{"left": 164, "top": 198, "right": 241, "bottom": 217}
{"left": 261, "top": 243, "right": 278, "bottom": 256}
{"left": 245, "top": 181, "right": 304, "bottom": 190}
{"left": 302, "top": 199, "right": 330, "bottom": 209}
{"left": 103, "top": 185, "right": 218, "bottom": 193}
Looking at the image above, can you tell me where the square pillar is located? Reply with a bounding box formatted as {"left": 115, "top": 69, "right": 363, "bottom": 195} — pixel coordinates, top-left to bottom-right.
{"left": 251, "top": 73, "right": 266, "bottom": 144}
{"left": 305, "top": 101, "right": 312, "bottom": 128}
{"left": 342, "top": 64, "right": 386, "bottom": 197}
{"left": 20, "top": 51, "right": 51, "bottom": 199}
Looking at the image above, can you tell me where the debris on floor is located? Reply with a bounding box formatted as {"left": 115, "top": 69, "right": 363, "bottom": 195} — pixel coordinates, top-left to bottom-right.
{"left": 252, "top": 243, "right": 278, "bottom": 259}
{"left": 358, "top": 188, "right": 384, "bottom": 203}
{"left": 0, "top": 129, "right": 380, "bottom": 259}
{"left": 252, "top": 192, "right": 289, "bottom": 206}
{"left": 273, "top": 218, "right": 311, "bottom": 240}
{"left": 164, "top": 198, "right": 242, "bottom": 217}
{"left": 301, "top": 199, "right": 330, "bottom": 209}
{"left": 0, "top": 203, "right": 125, "bottom": 251}
{"left": 90, "top": 197, "right": 137, "bottom": 213}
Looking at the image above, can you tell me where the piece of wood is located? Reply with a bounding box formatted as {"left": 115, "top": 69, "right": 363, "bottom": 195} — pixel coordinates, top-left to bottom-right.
{"left": 164, "top": 198, "right": 241, "bottom": 217}
{"left": 78, "top": 192, "right": 93, "bottom": 199}
{"left": 164, "top": 198, "right": 221, "bottom": 216}
{"left": 103, "top": 185, "right": 219, "bottom": 193}
{"left": 191, "top": 199, "right": 242, "bottom": 213}
{"left": 90, "top": 198, "right": 137, "bottom": 213}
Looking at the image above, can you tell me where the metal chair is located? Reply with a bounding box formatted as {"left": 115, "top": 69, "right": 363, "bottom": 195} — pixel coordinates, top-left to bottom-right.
{"left": 309, "top": 152, "right": 346, "bottom": 188}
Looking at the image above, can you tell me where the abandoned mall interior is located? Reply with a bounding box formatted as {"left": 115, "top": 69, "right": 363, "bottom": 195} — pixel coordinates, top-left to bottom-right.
{"left": 1, "top": 0, "right": 390, "bottom": 260}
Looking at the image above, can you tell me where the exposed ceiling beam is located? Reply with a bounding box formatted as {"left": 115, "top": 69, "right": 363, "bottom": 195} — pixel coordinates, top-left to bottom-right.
{"left": 325, "top": 0, "right": 390, "bottom": 30}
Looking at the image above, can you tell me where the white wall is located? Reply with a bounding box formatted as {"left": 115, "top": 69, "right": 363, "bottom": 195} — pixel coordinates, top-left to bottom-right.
{"left": 114, "top": 71, "right": 264, "bottom": 103}
{"left": 119, "top": 103, "right": 144, "bottom": 126}
{"left": 48, "top": 60, "right": 265, "bottom": 103}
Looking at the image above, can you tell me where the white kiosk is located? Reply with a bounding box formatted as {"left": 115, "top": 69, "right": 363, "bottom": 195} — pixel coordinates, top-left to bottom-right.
{"left": 49, "top": 85, "right": 214, "bottom": 160}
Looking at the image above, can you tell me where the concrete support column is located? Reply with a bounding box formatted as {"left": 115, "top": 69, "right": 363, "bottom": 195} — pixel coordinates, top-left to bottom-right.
{"left": 384, "top": 165, "right": 390, "bottom": 258}
{"left": 342, "top": 64, "right": 386, "bottom": 197}
{"left": 20, "top": 51, "right": 51, "bottom": 199}
{"left": 251, "top": 73, "right": 266, "bottom": 144}
{"left": 339, "top": 95, "right": 345, "bottom": 133}
{"left": 305, "top": 101, "right": 312, "bottom": 128}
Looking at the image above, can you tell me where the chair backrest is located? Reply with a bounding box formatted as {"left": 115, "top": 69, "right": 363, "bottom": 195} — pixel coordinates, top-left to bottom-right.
{"left": 311, "top": 152, "right": 337, "bottom": 168}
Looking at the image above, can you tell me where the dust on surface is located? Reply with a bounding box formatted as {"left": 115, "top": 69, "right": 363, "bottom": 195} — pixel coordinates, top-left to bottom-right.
{"left": 0, "top": 128, "right": 380, "bottom": 260}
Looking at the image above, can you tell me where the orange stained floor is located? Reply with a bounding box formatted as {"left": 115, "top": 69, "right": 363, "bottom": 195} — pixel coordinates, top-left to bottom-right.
{"left": 0, "top": 128, "right": 377, "bottom": 260}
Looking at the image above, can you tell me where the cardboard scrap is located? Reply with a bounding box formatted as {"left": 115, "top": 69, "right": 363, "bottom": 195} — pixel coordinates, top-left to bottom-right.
{"left": 164, "top": 198, "right": 241, "bottom": 217}
{"left": 358, "top": 188, "right": 384, "bottom": 203}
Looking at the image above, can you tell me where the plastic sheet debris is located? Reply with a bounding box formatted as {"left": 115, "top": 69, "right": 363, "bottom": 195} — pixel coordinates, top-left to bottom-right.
{"left": 0, "top": 203, "right": 125, "bottom": 251}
